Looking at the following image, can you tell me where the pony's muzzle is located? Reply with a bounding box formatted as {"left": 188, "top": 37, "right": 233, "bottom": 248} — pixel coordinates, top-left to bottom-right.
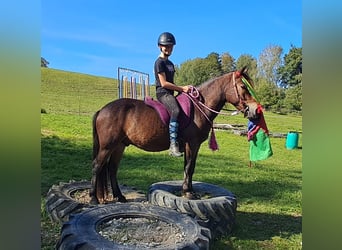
{"left": 243, "top": 106, "right": 249, "bottom": 118}
{"left": 244, "top": 104, "right": 258, "bottom": 119}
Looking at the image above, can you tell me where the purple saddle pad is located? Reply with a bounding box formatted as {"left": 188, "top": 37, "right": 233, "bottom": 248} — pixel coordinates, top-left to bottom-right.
{"left": 144, "top": 94, "right": 192, "bottom": 129}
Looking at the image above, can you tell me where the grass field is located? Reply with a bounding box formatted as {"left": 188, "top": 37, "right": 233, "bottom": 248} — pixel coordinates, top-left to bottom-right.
{"left": 41, "top": 68, "right": 302, "bottom": 249}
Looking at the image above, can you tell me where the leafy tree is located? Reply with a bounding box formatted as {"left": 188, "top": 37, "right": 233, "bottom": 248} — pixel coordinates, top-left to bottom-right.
{"left": 175, "top": 52, "right": 222, "bottom": 86}
{"left": 175, "top": 58, "right": 201, "bottom": 86}
{"left": 236, "top": 54, "right": 257, "bottom": 81}
{"left": 284, "top": 82, "right": 302, "bottom": 111}
{"left": 220, "top": 52, "right": 235, "bottom": 73}
{"left": 191, "top": 58, "right": 209, "bottom": 85}
{"left": 255, "top": 78, "right": 285, "bottom": 111}
{"left": 257, "top": 45, "right": 283, "bottom": 86}
{"left": 204, "top": 52, "right": 222, "bottom": 77}
{"left": 277, "top": 45, "right": 302, "bottom": 88}
{"left": 41, "top": 57, "right": 49, "bottom": 67}
{"left": 174, "top": 46, "right": 302, "bottom": 113}
{"left": 276, "top": 45, "right": 302, "bottom": 111}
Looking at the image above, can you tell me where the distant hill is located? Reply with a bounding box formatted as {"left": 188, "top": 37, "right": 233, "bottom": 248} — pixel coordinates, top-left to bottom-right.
{"left": 41, "top": 68, "right": 155, "bottom": 115}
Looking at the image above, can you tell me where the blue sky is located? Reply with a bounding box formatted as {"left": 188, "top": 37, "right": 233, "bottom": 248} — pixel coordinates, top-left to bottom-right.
{"left": 41, "top": 0, "right": 302, "bottom": 80}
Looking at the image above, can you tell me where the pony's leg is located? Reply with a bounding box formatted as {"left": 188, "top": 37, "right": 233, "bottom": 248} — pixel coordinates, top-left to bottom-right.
{"left": 89, "top": 159, "right": 101, "bottom": 204}
{"left": 107, "top": 144, "right": 127, "bottom": 202}
{"left": 182, "top": 143, "right": 200, "bottom": 199}
{"left": 89, "top": 149, "right": 110, "bottom": 205}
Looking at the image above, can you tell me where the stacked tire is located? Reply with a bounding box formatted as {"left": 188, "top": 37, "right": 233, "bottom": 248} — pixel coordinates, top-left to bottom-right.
{"left": 148, "top": 181, "right": 237, "bottom": 238}
{"left": 56, "top": 203, "right": 211, "bottom": 250}
{"left": 45, "top": 180, "right": 146, "bottom": 223}
{"left": 45, "top": 180, "right": 237, "bottom": 249}
{"left": 45, "top": 180, "right": 94, "bottom": 223}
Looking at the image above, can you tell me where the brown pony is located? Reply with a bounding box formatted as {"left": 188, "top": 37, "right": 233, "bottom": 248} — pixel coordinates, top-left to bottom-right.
{"left": 89, "top": 67, "right": 258, "bottom": 204}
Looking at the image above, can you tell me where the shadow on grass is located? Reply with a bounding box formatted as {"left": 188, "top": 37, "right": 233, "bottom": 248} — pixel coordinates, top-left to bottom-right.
{"left": 42, "top": 134, "right": 301, "bottom": 197}
{"left": 41, "top": 135, "right": 92, "bottom": 195}
{"left": 233, "top": 211, "right": 302, "bottom": 240}
{"left": 42, "top": 134, "right": 302, "bottom": 244}
{"left": 210, "top": 212, "right": 301, "bottom": 249}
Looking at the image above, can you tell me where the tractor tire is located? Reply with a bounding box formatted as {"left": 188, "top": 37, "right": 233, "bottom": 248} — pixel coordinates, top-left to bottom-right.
{"left": 148, "top": 181, "right": 237, "bottom": 238}
{"left": 56, "top": 203, "right": 211, "bottom": 250}
{"left": 45, "top": 180, "right": 146, "bottom": 223}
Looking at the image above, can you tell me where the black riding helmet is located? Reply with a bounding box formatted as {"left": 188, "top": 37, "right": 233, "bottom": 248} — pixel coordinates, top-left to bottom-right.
{"left": 158, "top": 32, "right": 176, "bottom": 46}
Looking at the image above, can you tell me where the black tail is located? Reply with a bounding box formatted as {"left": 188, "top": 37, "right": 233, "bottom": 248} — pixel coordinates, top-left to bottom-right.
{"left": 92, "top": 110, "right": 100, "bottom": 160}
{"left": 92, "top": 110, "right": 109, "bottom": 200}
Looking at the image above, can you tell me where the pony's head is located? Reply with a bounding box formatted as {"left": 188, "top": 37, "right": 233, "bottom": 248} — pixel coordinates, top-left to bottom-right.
{"left": 228, "top": 66, "right": 259, "bottom": 120}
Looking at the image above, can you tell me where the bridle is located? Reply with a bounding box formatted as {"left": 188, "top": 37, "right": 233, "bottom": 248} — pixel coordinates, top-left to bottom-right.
{"left": 183, "top": 71, "right": 254, "bottom": 151}
{"left": 232, "top": 71, "right": 250, "bottom": 114}
{"left": 185, "top": 71, "right": 251, "bottom": 121}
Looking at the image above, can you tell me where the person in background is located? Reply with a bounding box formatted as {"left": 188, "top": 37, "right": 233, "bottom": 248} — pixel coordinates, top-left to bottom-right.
{"left": 154, "top": 32, "right": 190, "bottom": 157}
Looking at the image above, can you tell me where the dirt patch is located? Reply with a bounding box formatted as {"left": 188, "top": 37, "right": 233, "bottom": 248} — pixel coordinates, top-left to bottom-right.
{"left": 70, "top": 188, "right": 185, "bottom": 247}
{"left": 98, "top": 217, "right": 185, "bottom": 248}
{"left": 173, "top": 190, "right": 213, "bottom": 200}
{"left": 70, "top": 186, "right": 147, "bottom": 204}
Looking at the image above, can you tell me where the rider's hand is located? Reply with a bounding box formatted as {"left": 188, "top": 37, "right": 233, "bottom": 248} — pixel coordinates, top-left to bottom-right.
{"left": 182, "top": 85, "right": 191, "bottom": 93}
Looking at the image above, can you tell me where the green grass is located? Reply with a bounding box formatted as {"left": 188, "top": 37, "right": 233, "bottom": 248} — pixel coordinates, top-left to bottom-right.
{"left": 41, "top": 68, "right": 302, "bottom": 249}
{"left": 41, "top": 68, "right": 155, "bottom": 115}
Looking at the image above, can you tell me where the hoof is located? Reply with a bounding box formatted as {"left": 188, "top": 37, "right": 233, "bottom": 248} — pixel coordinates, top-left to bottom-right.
{"left": 182, "top": 191, "right": 200, "bottom": 200}
{"left": 117, "top": 196, "right": 128, "bottom": 203}
{"left": 89, "top": 197, "right": 99, "bottom": 205}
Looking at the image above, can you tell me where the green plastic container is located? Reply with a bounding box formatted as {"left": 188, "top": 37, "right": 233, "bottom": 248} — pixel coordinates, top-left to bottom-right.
{"left": 286, "top": 131, "right": 299, "bottom": 149}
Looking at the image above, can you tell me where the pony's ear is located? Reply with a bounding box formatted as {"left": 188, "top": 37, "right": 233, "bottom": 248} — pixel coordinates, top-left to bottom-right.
{"left": 236, "top": 66, "right": 248, "bottom": 78}
{"left": 241, "top": 66, "right": 248, "bottom": 74}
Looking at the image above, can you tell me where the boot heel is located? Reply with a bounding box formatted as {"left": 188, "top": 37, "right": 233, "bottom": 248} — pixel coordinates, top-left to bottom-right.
{"left": 169, "top": 142, "right": 183, "bottom": 157}
{"left": 169, "top": 121, "right": 182, "bottom": 157}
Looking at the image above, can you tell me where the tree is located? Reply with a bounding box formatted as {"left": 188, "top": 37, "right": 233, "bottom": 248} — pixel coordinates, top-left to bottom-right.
{"left": 277, "top": 45, "right": 302, "bottom": 88}
{"left": 236, "top": 54, "right": 257, "bottom": 81}
{"left": 204, "top": 52, "right": 222, "bottom": 78}
{"left": 175, "top": 58, "right": 202, "bottom": 86}
{"left": 41, "top": 57, "right": 49, "bottom": 67}
{"left": 276, "top": 45, "right": 302, "bottom": 111}
{"left": 175, "top": 52, "right": 222, "bottom": 86}
{"left": 257, "top": 45, "right": 283, "bottom": 86}
{"left": 220, "top": 52, "right": 235, "bottom": 74}
{"left": 284, "top": 82, "right": 302, "bottom": 111}
{"left": 255, "top": 78, "right": 285, "bottom": 110}
{"left": 174, "top": 46, "right": 302, "bottom": 113}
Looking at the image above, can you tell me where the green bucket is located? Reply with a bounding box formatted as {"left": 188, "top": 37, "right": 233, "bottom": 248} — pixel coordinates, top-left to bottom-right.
{"left": 286, "top": 131, "right": 299, "bottom": 149}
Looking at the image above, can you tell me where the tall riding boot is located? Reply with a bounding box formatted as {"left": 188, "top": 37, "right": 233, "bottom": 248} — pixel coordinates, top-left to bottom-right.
{"left": 169, "top": 121, "right": 182, "bottom": 157}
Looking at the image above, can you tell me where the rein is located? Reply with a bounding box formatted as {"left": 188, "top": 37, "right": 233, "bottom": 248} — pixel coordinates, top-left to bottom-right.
{"left": 185, "top": 71, "right": 247, "bottom": 120}
{"left": 184, "top": 88, "right": 219, "bottom": 151}
{"left": 184, "top": 87, "right": 212, "bottom": 125}
{"left": 182, "top": 71, "right": 251, "bottom": 151}
{"left": 185, "top": 86, "right": 236, "bottom": 118}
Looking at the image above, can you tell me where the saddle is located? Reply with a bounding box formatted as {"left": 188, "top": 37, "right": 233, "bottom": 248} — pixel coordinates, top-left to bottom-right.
{"left": 144, "top": 94, "right": 193, "bottom": 130}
